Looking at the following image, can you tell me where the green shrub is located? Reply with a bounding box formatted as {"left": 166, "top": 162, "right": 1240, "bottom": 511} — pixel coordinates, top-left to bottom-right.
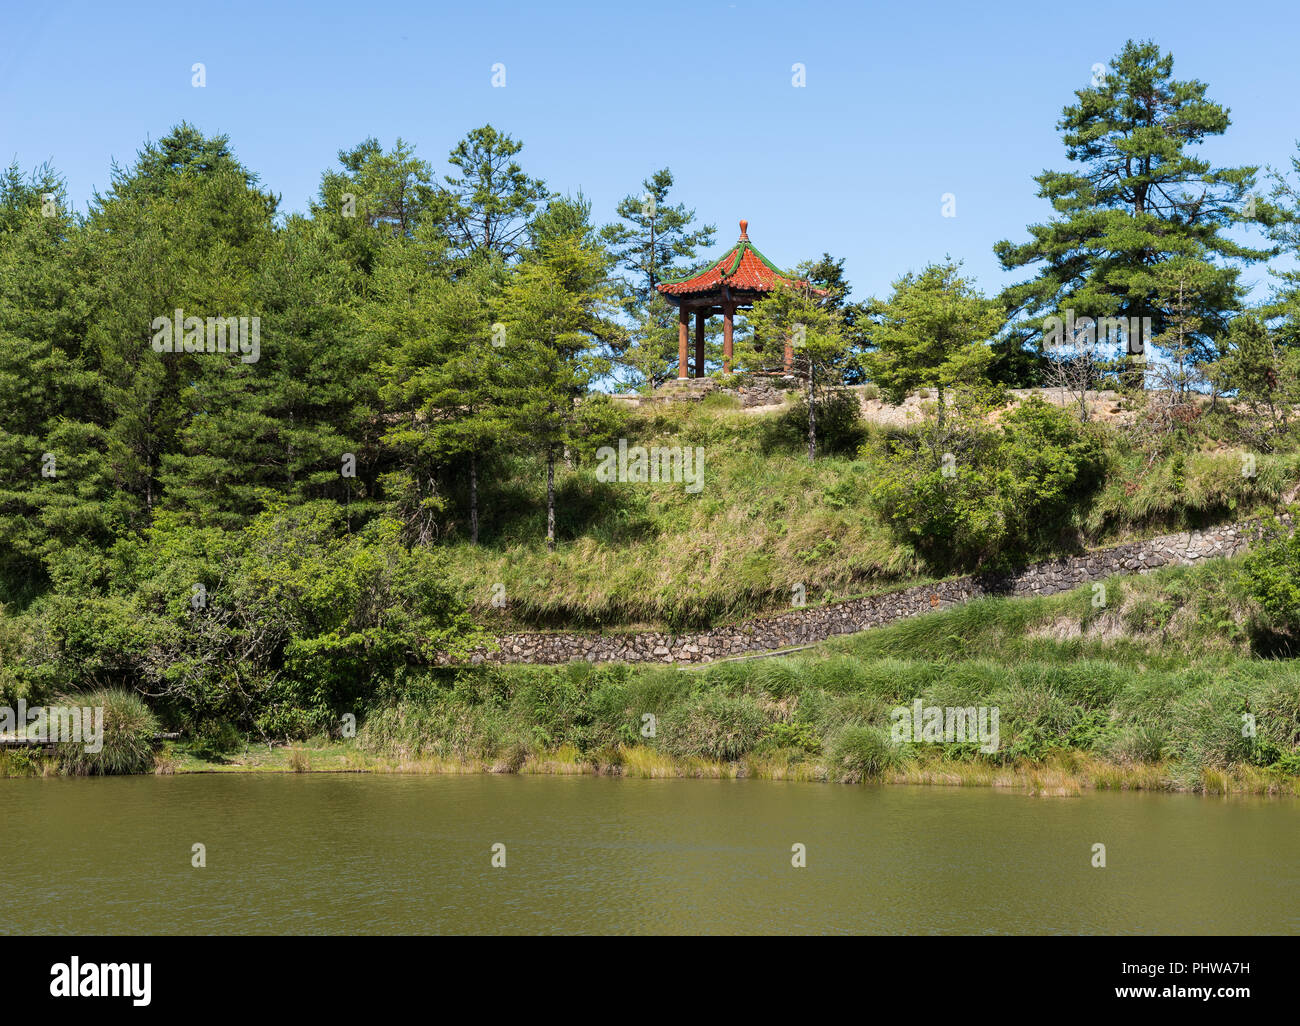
{"left": 189, "top": 720, "right": 242, "bottom": 760}
{"left": 765, "top": 388, "right": 865, "bottom": 456}
{"left": 1239, "top": 520, "right": 1300, "bottom": 635}
{"left": 868, "top": 397, "right": 1105, "bottom": 567}
{"left": 0, "top": 746, "right": 39, "bottom": 777}
{"left": 53, "top": 688, "right": 158, "bottom": 775}
{"left": 830, "top": 725, "right": 903, "bottom": 781}
{"left": 237, "top": 505, "right": 482, "bottom": 728}
{"left": 660, "top": 692, "right": 767, "bottom": 761}
{"left": 569, "top": 393, "right": 637, "bottom": 463}
{"left": 7, "top": 502, "right": 483, "bottom": 739}
{"left": 1272, "top": 749, "right": 1300, "bottom": 775}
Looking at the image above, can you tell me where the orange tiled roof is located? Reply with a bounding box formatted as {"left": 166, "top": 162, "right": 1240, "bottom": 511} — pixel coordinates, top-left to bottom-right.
{"left": 657, "top": 220, "right": 814, "bottom": 296}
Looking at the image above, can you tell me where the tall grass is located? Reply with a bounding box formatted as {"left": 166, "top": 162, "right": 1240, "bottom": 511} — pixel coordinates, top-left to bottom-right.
{"left": 830, "top": 726, "right": 905, "bottom": 782}
{"left": 354, "top": 563, "right": 1299, "bottom": 791}
{"left": 52, "top": 688, "right": 158, "bottom": 776}
{"left": 435, "top": 397, "right": 1298, "bottom": 630}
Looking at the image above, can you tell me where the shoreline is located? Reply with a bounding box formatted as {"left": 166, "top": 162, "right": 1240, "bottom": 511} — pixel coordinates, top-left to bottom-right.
{"left": 130, "top": 743, "right": 1300, "bottom": 796}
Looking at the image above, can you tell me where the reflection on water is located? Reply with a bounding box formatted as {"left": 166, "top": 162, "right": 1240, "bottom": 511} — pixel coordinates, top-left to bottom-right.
{"left": 1, "top": 775, "right": 1296, "bottom": 934}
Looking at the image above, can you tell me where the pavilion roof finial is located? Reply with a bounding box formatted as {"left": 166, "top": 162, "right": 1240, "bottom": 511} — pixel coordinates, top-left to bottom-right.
{"left": 656, "top": 216, "right": 824, "bottom": 298}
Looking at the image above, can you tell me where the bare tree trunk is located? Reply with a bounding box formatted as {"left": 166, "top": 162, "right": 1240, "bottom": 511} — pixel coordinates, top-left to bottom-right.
{"left": 470, "top": 453, "right": 479, "bottom": 545}
{"left": 546, "top": 448, "right": 556, "bottom": 552}
{"left": 1127, "top": 301, "right": 1148, "bottom": 392}
{"left": 807, "top": 360, "right": 817, "bottom": 462}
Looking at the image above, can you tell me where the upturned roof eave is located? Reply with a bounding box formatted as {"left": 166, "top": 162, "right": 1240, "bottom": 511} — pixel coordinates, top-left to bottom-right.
{"left": 654, "top": 220, "right": 826, "bottom": 300}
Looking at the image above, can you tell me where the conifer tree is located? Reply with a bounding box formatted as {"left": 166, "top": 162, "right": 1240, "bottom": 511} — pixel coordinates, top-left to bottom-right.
{"left": 995, "top": 40, "right": 1271, "bottom": 379}
{"left": 443, "top": 125, "right": 547, "bottom": 264}
{"left": 1265, "top": 144, "right": 1300, "bottom": 348}
{"left": 865, "top": 261, "right": 1004, "bottom": 428}
{"left": 0, "top": 162, "right": 112, "bottom": 590}
{"left": 379, "top": 259, "right": 506, "bottom": 544}
{"left": 744, "top": 273, "right": 848, "bottom": 461}
{"left": 84, "top": 129, "right": 275, "bottom": 525}
{"left": 502, "top": 196, "right": 613, "bottom": 550}
{"left": 601, "top": 169, "right": 714, "bottom": 387}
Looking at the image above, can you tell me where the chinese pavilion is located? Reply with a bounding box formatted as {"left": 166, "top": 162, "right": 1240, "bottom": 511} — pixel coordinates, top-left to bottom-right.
{"left": 656, "top": 219, "right": 817, "bottom": 379}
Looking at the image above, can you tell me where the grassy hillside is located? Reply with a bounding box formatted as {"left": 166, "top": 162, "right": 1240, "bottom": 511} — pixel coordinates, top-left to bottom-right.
{"left": 441, "top": 392, "right": 1300, "bottom": 629}
{"left": 342, "top": 555, "right": 1300, "bottom": 793}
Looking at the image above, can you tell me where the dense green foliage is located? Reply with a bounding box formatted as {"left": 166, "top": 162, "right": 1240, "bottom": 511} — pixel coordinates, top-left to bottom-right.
{"left": 3, "top": 503, "right": 481, "bottom": 737}
{"left": 864, "top": 260, "right": 1004, "bottom": 421}
{"left": 868, "top": 397, "right": 1107, "bottom": 566}
{"left": 3, "top": 37, "right": 1300, "bottom": 760}
{"left": 765, "top": 388, "right": 867, "bottom": 457}
{"left": 1240, "top": 520, "right": 1300, "bottom": 637}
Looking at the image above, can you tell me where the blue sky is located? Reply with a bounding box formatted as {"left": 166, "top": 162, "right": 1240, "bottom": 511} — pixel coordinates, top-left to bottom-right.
{"left": 3, "top": 0, "right": 1298, "bottom": 304}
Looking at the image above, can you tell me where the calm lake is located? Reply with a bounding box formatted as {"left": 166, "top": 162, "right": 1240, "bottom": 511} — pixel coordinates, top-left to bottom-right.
{"left": 1, "top": 775, "right": 1296, "bottom": 934}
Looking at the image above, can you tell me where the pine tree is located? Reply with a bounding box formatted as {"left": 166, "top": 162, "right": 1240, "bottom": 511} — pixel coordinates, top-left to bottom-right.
{"left": 313, "top": 137, "right": 451, "bottom": 277}
{"left": 160, "top": 214, "right": 377, "bottom": 527}
{"left": 160, "top": 137, "right": 443, "bottom": 529}
{"left": 601, "top": 169, "right": 714, "bottom": 388}
{"left": 0, "top": 161, "right": 113, "bottom": 591}
{"left": 1209, "top": 316, "right": 1300, "bottom": 449}
{"left": 83, "top": 129, "right": 277, "bottom": 528}
{"left": 443, "top": 125, "right": 547, "bottom": 264}
{"left": 502, "top": 196, "right": 613, "bottom": 551}
{"left": 865, "top": 261, "right": 1004, "bottom": 428}
{"left": 801, "top": 253, "right": 870, "bottom": 384}
{"left": 1147, "top": 260, "right": 1215, "bottom": 404}
{"left": 995, "top": 40, "right": 1271, "bottom": 381}
{"left": 84, "top": 129, "right": 279, "bottom": 525}
{"left": 379, "top": 259, "right": 507, "bottom": 544}
{"left": 602, "top": 169, "right": 714, "bottom": 307}
{"left": 744, "top": 273, "right": 848, "bottom": 461}
{"left": 1265, "top": 144, "right": 1300, "bottom": 348}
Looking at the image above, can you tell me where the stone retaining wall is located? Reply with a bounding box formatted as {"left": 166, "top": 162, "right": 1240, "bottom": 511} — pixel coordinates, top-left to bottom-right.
{"left": 455, "top": 518, "right": 1287, "bottom": 667}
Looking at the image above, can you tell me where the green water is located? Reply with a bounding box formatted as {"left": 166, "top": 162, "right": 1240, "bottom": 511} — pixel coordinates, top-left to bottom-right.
{"left": 1, "top": 775, "right": 1295, "bottom": 934}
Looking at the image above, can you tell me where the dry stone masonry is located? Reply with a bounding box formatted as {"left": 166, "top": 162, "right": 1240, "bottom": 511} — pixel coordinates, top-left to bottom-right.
{"left": 454, "top": 518, "right": 1287, "bottom": 667}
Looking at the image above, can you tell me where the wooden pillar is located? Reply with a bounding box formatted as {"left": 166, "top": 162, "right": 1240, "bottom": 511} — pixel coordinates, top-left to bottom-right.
{"left": 677, "top": 305, "right": 689, "bottom": 379}
{"left": 722, "top": 304, "right": 734, "bottom": 374}
{"left": 694, "top": 309, "right": 706, "bottom": 377}
{"left": 783, "top": 333, "right": 794, "bottom": 374}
